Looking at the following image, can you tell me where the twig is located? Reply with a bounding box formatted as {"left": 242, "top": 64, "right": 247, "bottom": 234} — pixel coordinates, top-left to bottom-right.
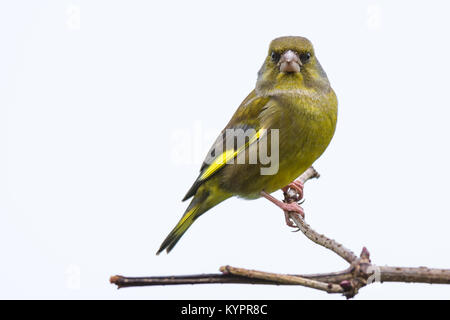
{"left": 219, "top": 265, "right": 343, "bottom": 293}
{"left": 285, "top": 168, "right": 357, "bottom": 263}
{"left": 110, "top": 269, "right": 353, "bottom": 288}
{"left": 110, "top": 167, "right": 450, "bottom": 298}
{"left": 379, "top": 266, "right": 450, "bottom": 284}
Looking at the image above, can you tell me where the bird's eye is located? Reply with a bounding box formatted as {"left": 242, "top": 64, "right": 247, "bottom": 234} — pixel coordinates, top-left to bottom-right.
{"left": 299, "top": 52, "right": 311, "bottom": 63}
{"left": 271, "top": 51, "right": 280, "bottom": 62}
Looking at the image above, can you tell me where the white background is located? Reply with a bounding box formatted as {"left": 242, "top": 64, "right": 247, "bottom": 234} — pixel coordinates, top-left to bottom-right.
{"left": 1, "top": 0, "right": 449, "bottom": 299}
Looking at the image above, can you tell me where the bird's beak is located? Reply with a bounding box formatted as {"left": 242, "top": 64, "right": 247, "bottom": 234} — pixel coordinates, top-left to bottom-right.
{"left": 279, "top": 50, "right": 301, "bottom": 73}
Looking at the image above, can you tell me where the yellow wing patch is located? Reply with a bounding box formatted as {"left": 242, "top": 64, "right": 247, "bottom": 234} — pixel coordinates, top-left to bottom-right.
{"left": 199, "top": 128, "right": 265, "bottom": 181}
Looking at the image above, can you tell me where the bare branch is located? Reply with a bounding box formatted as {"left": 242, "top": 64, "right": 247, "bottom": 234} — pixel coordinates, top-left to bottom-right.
{"left": 379, "top": 266, "right": 450, "bottom": 284}
{"left": 289, "top": 214, "right": 357, "bottom": 263}
{"left": 110, "top": 167, "right": 450, "bottom": 298}
{"left": 284, "top": 167, "right": 357, "bottom": 263}
{"left": 110, "top": 269, "right": 353, "bottom": 288}
{"left": 219, "top": 265, "right": 344, "bottom": 293}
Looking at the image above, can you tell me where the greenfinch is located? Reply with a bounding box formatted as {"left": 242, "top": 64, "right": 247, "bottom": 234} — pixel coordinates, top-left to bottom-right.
{"left": 157, "top": 36, "right": 337, "bottom": 254}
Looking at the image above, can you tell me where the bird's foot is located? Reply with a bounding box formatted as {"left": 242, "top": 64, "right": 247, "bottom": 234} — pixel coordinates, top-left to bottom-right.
{"left": 282, "top": 180, "right": 304, "bottom": 202}
{"left": 260, "top": 191, "right": 305, "bottom": 228}
{"left": 282, "top": 202, "right": 305, "bottom": 228}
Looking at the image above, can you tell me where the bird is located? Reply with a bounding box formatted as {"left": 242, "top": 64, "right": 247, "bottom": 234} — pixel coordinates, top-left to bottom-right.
{"left": 157, "top": 36, "right": 338, "bottom": 254}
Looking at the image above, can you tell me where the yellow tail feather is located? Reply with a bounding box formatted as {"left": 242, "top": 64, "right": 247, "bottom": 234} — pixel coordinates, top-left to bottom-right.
{"left": 157, "top": 184, "right": 231, "bottom": 254}
{"left": 156, "top": 206, "right": 199, "bottom": 254}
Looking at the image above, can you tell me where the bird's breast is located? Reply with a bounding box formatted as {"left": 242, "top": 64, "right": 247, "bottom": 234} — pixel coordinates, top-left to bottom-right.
{"left": 220, "top": 89, "right": 337, "bottom": 198}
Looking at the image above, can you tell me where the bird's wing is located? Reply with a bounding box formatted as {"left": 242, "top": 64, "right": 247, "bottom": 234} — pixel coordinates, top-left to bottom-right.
{"left": 182, "top": 90, "right": 271, "bottom": 201}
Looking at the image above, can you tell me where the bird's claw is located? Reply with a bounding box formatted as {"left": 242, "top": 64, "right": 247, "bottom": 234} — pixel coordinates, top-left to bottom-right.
{"left": 282, "top": 180, "right": 304, "bottom": 202}
{"left": 284, "top": 211, "right": 297, "bottom": 228}
{"left": 282, "top": 202, "right": 305, "bottom": 228}
{"left": 259, "top": 189, "right": 305, "bottom": 229}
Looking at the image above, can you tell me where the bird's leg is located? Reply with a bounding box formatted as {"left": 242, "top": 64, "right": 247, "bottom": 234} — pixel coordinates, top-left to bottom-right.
{"left": 282, "top": 180, "right": 304, "bottom": 202}
{"left": 260, "top": 191, "right": 305, "bottom": 228}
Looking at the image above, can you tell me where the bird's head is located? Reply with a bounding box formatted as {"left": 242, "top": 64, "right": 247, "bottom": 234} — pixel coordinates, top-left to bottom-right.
{"left": 256, "top": 36, "right": 330, "bottom": 96}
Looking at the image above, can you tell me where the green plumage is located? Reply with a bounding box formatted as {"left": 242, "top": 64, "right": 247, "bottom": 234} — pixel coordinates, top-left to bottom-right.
{"left": 157, "top": 36, "right": 337, "bottom": 254}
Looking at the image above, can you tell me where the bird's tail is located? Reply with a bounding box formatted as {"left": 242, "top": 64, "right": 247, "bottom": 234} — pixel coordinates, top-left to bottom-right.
{"left": 156, "top": 187, "right": 229, "bottom": 254}
{"left": 156, "top": 204, "right": 200, "bottom": 254}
